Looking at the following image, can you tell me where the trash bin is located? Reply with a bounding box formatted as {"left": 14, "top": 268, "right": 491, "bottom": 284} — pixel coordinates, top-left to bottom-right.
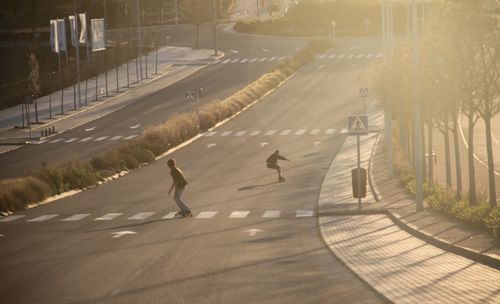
{"left": 351, "top": 168, "right": 367, "bottom": 198}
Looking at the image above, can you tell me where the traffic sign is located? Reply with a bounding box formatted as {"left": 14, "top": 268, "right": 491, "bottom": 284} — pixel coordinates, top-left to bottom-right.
{"left": 185, "top": 90, "right": 195, "bottom": 102}
{"left": 359, "top": 88, "right": 369, "bottom": 98}
{"left": 348, "top": 115, "right": 368, "bottom": 135}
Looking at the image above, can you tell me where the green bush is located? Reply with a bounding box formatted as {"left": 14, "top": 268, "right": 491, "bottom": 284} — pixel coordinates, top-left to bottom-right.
{"left": 486, "top": 208, "right": 500, "bottom": 238}
{"left": 0, "top": 177, "right": 53, "bottom": 212}
{"left": 450, "top": 201, "right": 490, "bottom": 226}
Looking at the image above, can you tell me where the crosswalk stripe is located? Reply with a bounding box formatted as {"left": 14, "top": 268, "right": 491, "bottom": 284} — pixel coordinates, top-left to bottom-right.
{"left": 27, "top": 214, "right": 58, "bottom": 222}
{"left": 265, "top": 130, "right": 276, "bottom": 136}
{"left": 196, "top": 211, "right": 217, "bottom": 219}
{"left": 235, "top": 131, "right": 246, "bottom": 136}
{"left": 229, "top": 211, "right": 250, "bottom": 218}
{"left": 65, "top": 138, "right": 79, "bottom": 143}
{"left": 280, "top": 130, "right": 291, "bottom": 135}
{"left": 124, "top": 135, "right": 138, "bottom": 140}
{"left": 80, "top": 137, "right": 93, "bottom": 142}
{"left": 0, "top": 215, "right": 26, "bottom": 222}
{"left": 129, "top": 212, "right": 154, "bottom": 220}
{"left": 163, "top": 212, "right": 178, "bottom": 219}
{"left": 230, "top": 59, "right": 240, "bottom": 63}
{"left": 61, "top": 214, "right": 90, "bottom": 221}
{"left": 95, "top": 213, "right": 122, "bottom": 220}
{"left": 250, "top": 131, "right": 261, "bottom": 136}
{"left": 341, "top": 128, "right": 348, "bottom": 134}
{"left": 268, "top": 56, "right": 277, "bottom": 61}
{"left": 249, "top": 58, "right": 259, "bottom": 63}
{"left": 33, "top": 140, "right": 48, "bottom": 144}
{"left": 295, "top": 129, "right": 306, "bottom": 135}
{"left": 110, "top": 135, "right": 124, "bottom": 140}
{"left": 240, "top": 58, "right": 249, "bottom": 63}
{"left": 263, "top": 211, "right": 281, "bottom": 218}
{"left": 318, "top": 54, "right": 327, "bottom": 59}
{"left": 375, "top": 54, "right": 384, "bottom": 58}
{"left": 49, "top": 138, "right": 65, "bottom": 143}
{"left": 366, "top": 54, "right": 374, "bottom": 58}
{"left": 357, "top": 54, "right": 364, "bottom": 58}
{"left": 337, "top": 54, "right": 346, "bottom": 59}
{"left": 328, "top": 54, "right": 337, "bottom": 59}
{"left": 259, "top": 57, "right": 268, "bottom": 62}
{"left": 222, "top": 59, "right": 231, "bottom": 64}
{"left": 311, "top": 129, "right": 320, "bottom": 135}
{"left": 95, "top": 136, "right": 109, "bottom": 141}
{"left": 325, "top": 129, "right": 336, "bottom": 134}
{"left": 205, "top": 131, "right": 217, "bottom": 136}
{"left": 220, "top": 131, "right": 232, "bottom": 136}
{"left": 347, "top": 54, "right": 355, "bottom": 58}
{"left": 296, "top": 210, "right": 314, "bottom": 217}
{"left": 278, "top": 56, "right": 287, "bottom": 61}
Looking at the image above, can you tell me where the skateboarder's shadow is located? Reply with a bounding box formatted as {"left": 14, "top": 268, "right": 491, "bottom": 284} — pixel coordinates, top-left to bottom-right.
{"left": 238, "top": 182, "right": 277, "bottom": 191}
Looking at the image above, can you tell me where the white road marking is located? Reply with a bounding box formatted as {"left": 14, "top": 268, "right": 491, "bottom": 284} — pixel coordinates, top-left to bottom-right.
{"left": 230, "top": 59, "right": 240, "bottom": 63}
{"left": 340, "top": 128, "right": 348, "bottom": 134}
{"left": 250, "top": 131, "right": 261, "bottom": 136}
{"left": 244, "top": 228, "right": 263, "bottom": 237}
{"left": 278, "top": 56, "right": 287, "bottom": 61}
{"left": 262, "top": 48, "right": 270, "bottom": 52}
{"left": 32, "top": 140, "right": 47, "bottom": 144}
{"left": 280, "top": 130, "right": 291, "bottom": 135}
{"left": 235, "top": 131, "right": 247, "bottom": 136}
{"left": 213, "top": 59, "right": 221, "bottom": 64}
{"left": 366, "top": 54, "right": 374, "bottom": 58}
{"left": 94, "top": 136, "right": 109, "bottom": 141}
{"left": 347, "top": 54, "right": 355, "bottom": 58}
{"left": 318, "top": 54, "right": 327, "bottom": 59}
{"left": 351, "top": 64, "right": 357, "bottom": 68}
{"left": 239, "top": 58, "right": 249, "bottom": 63}
{"left": 263, "top": 211, "right": 281, "bottom": 218}
{"left": 95, "top": 213, "right": 122, "bottom": 220}
{"left": 259, "top": 57, "right": 268, "bottom": 62}
{"left": 207, "top": 143, "right": 217, "bottom": 148}
{"left": 260, "top": 142, "right": 269, "bottom": 147}
{"left": 0, "top": 215, "right": 26, "bottom": 222}
{"left": 65, "top": 138, "right": 79, "bottom": 143}
{"left": 61, "top": 214, "right": 90, "bottom": 221}
{"left": 328, "top": 54, "right": 337, "bottom": 59}
{"left": 130, "top": 124, "right": 141, "bottom": 129}
{"left": 222, "top": 59, "right": 231, "bottom": 64}
{"left": 124, "top": 135, "right": 138, "bottom": 140}
{"left": 310, "top": 129, "right": 320, "bottom": 135}
{"left": 375, "top": 53, "right": 384, "bottom": 58}
{"left": 295, "top": 47, "right": 301, "bottom": 51}
{"left": 296, "top": 210, "right": 314, "bottom": 217}
{"left": 268, "top": 56, "right": 277, "bottom": 61}
{"left": 230, "top": 49, "right": 239, "bottom": 53}
{"left": 325, "top": 129, "right": 336, "bottom": 134}
{"left": 249, "top": 58, "right": 259, "bottom": 63}
{"left": 162, "top": 212, "right": 177, "bottom": 219}
{"left": 295, "top": 129, "right": 306, "bottom": 135}
{"left": 196, "top": 211, "right": 217, "bottom": 219}
{"left": 264, "top": 130, "right": 276, "bottom": 136}
{"left": 27, "top": 214, "right": 58, "bottom": 222}
{"left": 49, "top": 138, "right": 65, "bottom": 143}
{"left": 220, "top": 131, "right": 232, "bottom": 136}
{"left": 205, "top": 131, "right": 217, "bottom": 136}
{"left": 337, "top": 54, "right": 346, "bottom": 59}
{"left": 357, "top": 54, "right": 364, "bottom": 58}
{"left": 314, "top": 141, "right": 322, "bottom": 147}
{"left": 111, "top": 231, "right": 137, "bottom": 238}
{"left": 229, "top": 211, "right": 250, "bottom": 218}
{"left": 110, "top": 135, "right": 124, "bottom": 140}
{"left": 79, "top": 137, "right": 94, "bottom": 142}
{"left": 85, "top": 127, "right": 96, "bottom": 132}
{"left": 129, "top": 212, "right": 154, "bottom": 220}
{"left": 0, "top": 233, "right": 4, "bottom": 237}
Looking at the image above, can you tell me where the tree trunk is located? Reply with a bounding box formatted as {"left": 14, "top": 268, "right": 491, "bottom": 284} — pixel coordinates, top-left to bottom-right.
{"left": 422, "top": 120, "right": 427, "bottom": 183}
{"left": 428, "top": 119, "right": 433, "bottom": 185}
{"left": 484, "top": 115, "right": 497, "bottom": 208}
{"left": 452, "top": 113, "right": 462, "bottom": 196}
{"left": 467, "top": 111, "right": 477, "bottom": 205}
{"left": 444, "top": 117, "right": 452, "bottom": 188}
{"left": 195, "top": 23, "right": 199, "bottom": 49}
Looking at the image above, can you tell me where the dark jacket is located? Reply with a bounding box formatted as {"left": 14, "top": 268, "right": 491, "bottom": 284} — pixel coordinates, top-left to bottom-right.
{"left": 170, "top": 167, "right": 188, "bottom": 189}
{"left": 266, "top": 153, "right": 287, "bottom": 166}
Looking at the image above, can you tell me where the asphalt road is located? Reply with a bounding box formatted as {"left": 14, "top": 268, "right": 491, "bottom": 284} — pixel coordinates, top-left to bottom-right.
{"left": 0, "top": 35, "right": 387, "bottom": 303}
{"left": 0, "top": 24, "right": 317, "bottom": 178}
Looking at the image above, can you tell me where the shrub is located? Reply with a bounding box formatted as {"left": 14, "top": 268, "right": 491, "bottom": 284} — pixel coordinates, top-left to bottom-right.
{"left": 0, "top": 177, "right": 52, "bottom": 212}
{"left": 486, "top": 208, "right": 500, "bottom": 238}
{"left": 450, "top": 201, "right": 490, "bottom": 226}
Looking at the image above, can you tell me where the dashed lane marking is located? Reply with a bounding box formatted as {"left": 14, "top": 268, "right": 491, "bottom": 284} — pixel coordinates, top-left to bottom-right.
{"left": 205, "top": 131, "right": 217, "bottom": 136}
{"left": 280, "top": 130, "right": 291, "bottom": 135}
{"left": 259, "top": 57, "right": 268, "bottom": 62}
{"left": 220, "top": 131, "right": 232, "bottom": 136}
{"left": 61, "top": 214, "right": 91, "bottom": 221}
{"left": 235, "top": 131, "right": 246, "bottom": 136}
{"left": 0, "top": 215, "right": 26, "bottom": 222}
{"left": 264, "top": 130, "right": 276, "bottom": 136}
{"left": 129, "top": 212, "right": 154, "bottom": 220}
{"left": 79, "top": 137, "right": 93, "bottom": 142}
{"left": 95, "top": 213, "right": 122, "bottom": 221}
{"left": 49, "top": 138, "right": 65, "bottom": 143}
{"left": 295, "top": 129, "right": 306, "bottom": 135}
{"left": 123, "top": 135, "right": 138, "bottom": 140}
{"left": 110, "top": 135, "right": 124, "bottom": 140}
{"left": 27, "top": 214, "right": 58, "bottom": 222}
{"left": 263, "top": 211, "right": 281, "bottom": 218}
{"left": 250, "top": 131, "right": 261, "bottom": 136}
{"left": 229, "top": 211, "right": 250, "bottom": 218}
{"left": 196, "top": 211, "right": 218, "bottom": 219}
{"left": 65, "top": 138, "right": 79, "bottom": 143}
{"left": 162, "top": 212, "right": 177, "bottom": 219}
{"left": 325, "top": 129, "right": 336, "bottom": 134}
{"left": 296, "top": 210, "right": 314, "bottom": 217}
{"left": 94, "top": 136, "right": 109, "bottom": 141}
{"left": 310, "top": 129, "right": 320, "bottom": 135}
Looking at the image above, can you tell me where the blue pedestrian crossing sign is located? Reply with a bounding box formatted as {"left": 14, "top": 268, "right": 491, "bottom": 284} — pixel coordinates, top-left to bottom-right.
{"left": 348, "top": 115, "right": 369, "bottom": 135}
{"left": 185, "top": 90, "right": 196, "bottom": 102}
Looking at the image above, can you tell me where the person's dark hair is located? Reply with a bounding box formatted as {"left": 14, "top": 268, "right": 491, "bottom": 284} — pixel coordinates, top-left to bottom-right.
{"left": 167, "top": 158, "right": 176, "bottom": 168}
{"left": 275, "top": 150, "right": 279, "bottom": 154}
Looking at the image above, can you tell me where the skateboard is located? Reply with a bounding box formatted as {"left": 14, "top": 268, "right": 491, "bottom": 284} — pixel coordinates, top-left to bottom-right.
{"left": 175, "top": 211, "right": 193, "bottom": 218}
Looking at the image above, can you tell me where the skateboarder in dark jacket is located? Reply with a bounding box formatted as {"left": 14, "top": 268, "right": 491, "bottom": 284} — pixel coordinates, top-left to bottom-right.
{"left": 266, "top": 150, "right": 290, "bottom": 182}
{"left": 167, "top": 158, "right": 192, "bottom": 217}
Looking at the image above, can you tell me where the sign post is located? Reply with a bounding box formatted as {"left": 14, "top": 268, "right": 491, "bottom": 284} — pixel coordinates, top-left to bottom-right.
{"left": 348, "top": 115, "right": 369, "bottom": 210}
{"left": 359, "top": 88, "right": 369, "bottom": 113}
{"left": 185, "top": 88, "right": 202, "bottom": 118}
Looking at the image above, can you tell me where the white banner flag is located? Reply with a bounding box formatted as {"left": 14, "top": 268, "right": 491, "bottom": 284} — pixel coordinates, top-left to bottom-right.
{"left": 50, "top": 19, "right": 58, "bottom": 53}
{"left": 68, "top": 15, "right": 78, "bottom": 47}
{"left": 79, "top": 13, "right": 88, "bottom": 45}
{"left": 57, "top": 19, "right": 67, "bottom": 52}
{"left": 91, "top": 18, "right": 106, "bottom": 51}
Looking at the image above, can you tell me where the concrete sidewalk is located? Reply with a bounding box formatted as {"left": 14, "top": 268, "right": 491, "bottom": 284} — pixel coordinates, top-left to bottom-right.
{"left": 318, "top": 103, "right": 500, "bottom": 303}
{"left": 0, "top": 46, "right": 219, "bottom": 153}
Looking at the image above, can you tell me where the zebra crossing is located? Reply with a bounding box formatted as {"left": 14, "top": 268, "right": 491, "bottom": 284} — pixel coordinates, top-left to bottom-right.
{"left": 204, "top": 128, "right": 348, "bottom": 137}
{"left": 33, "top": 134, "right": 139, "bottom": 145}
{"left": 212, "top": 53, "right": 383, "bottom": 65}
{"left": 0, "top": 209, "right": 315, "bottom": 223}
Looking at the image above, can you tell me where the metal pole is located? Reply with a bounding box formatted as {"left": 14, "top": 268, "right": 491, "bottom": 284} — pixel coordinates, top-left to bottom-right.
{"left": 155, "top": 35, "right": 158, "bottom": 74}
{"left": 174, "top": 0, "right": 178, "bottom": 25}
{"left": 116, "top": 65, "right": 119, "bottom": 92}
{"left": 357, "top": 135, "right": 362, "bottom": 210}
{"left": 137, "top": 0, "right": 143, "bottom": 81}
{"left": 21, "top": 104, "right": 25, "bottom": 127}
{"left": 73, "top": 0, "right": 82, "bottom": 108}
{"left": 256, "top": 0, "right": 259, "bottom": 18}
{"left": 412, "top": 0, "right": 424, "bottom": 211}
{"left": 49, "top": 93, "right": 52, "bottom": 119}
{"left": 27, "top": 103, "right": 32, "bottom": 140}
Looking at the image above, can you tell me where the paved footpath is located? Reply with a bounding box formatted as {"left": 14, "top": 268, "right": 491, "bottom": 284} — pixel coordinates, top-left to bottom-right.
{"left": 318, "top": 103, "right": 500, "bottom": 303}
